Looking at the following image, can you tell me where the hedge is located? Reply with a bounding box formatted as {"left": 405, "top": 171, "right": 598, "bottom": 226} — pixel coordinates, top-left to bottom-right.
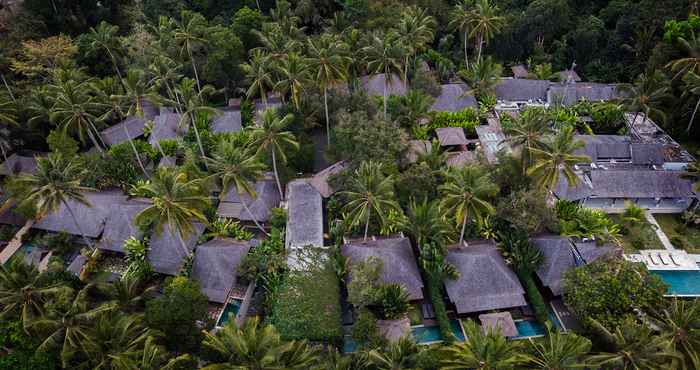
{"left": 428, "top": 108, "right": 480, "bottom": 137}
{"left": 516, "top": 270, "right": 550, "bottom": 325}
{"left": 426, "top": 275, "right": 454, "bottom": 344}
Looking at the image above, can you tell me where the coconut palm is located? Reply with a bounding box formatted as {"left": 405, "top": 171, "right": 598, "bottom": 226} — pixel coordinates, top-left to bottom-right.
{"left": 362, "top": 31, "right": 406, "bottom": 119}
{"left": 682, "top": 71, "right": 700, "bottom": 132}
{"left": 403, "top": 198, "right": 452, "bottom": 247}
{"left": 16, "top": 154, "right": 95, "bottom": 247}
{"left": 241, "top": 50, "right": 275, "bottom": 108}
{"left": 274, "top": 52, "right": 312, "bottom": 111}
{"left": 0, "top": 259, "right": 64, "bottom": 332}
{"left": 368, "top": 337, "right": 420, "bottom": 369}
{"left": 498, "top": 229, "right": 544, "bottom": 274}
{"left": 49, "top": 79, "right": 108, "bottom": 152}
{"left": 618, "top": 71, "right": 672, "bottom": 125}
{"left": 449, "top": 0, "right": 475, "bottom": 68}
{"left": 458, "top": 56, "right": 502, "bottom": 99}
{"left": 86, "top": 21, "right": 125, "bottom": 82}
{"left": 522, "top": 323, "right": 592, "bottom": 369}
{"left": 468, "top": 0, "right": 505, "bottom": 62}
{"left": 174, "top": 11, "right": 207, "bottom": 92}
{"left": 115, "top": 335, "right": 193, "bottom": 370}
{"left": 503, "top": 108, "right": 551, "bottom": 171}
{"left": 528, "top": 126, "right": 589, "bottom": 192}
{"left": 668, "top": 35, "right": 700, "bottom": 79}
{"left": 307, "top": 35, "right": 349, "bottom": 146}
{"left": 26, "top": 86, "right": 54, "bottom": 128}
{"left": 174, "top": 77, "right": 220, "bottom": 160}
{"left": 80, "top": 313, "right": 156, "bottom": 369}
{"left": 442, "top": 320, "right": 523, "bottom": 370}
{"left": 397, "top": 6, "right": 436, "bottom": 84}
{"left": 248, "top": 108, "right": 298, "bottom": 200}
{"left": 134, "top": 167, "right": 209, "bottom": 255}
{"left": 588, "top": 317, "right": 681, "bottom": 370}
{"left": 201, "top": 316, "right": 319, "bottom": 369}
{"left": 340, "top": 161, "right": 400, "bottom": 240}
{"left": 90, "top": 275, "right": 156, "bottom": 313}
{"left": 0, "top": 92, "right": 17, "bottom": 126}
{"left": 394, "top": 90, "right": 434, "bottom": 127}
{"left": 682, "top": 162, "right": 700, "bottom": 193}
{"left": 621, "top": 201, "right": 646, "bottom": 227}
{"left": 652, "top": 298, "right": 700, "bottom": 369}
{"left": 148, "top": 55, "right": 183, "bottom": 111}
{"left": 207, "top": 138, "right": 268, "bottom": 234}
{"left": 529, "top": 63, "right": 560, "bottom": 81}
{"left": 439, "top": 165, "right": 498, "bottom": 244}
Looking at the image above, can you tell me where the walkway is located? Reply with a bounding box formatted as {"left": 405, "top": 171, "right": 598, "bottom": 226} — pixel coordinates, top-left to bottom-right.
{"left": 645, "top": 212, "right": 675, "bottom": 251}
{"left": 0, "top": 219, "right": 35, "bottom": 265}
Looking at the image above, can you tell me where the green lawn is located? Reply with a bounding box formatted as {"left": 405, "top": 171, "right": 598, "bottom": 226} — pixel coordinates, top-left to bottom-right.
{"left": 610, "top": 215, "right": 664, "bottom": 252}
{"left": 654, "top": 214, "right": 700, "bottom": 253}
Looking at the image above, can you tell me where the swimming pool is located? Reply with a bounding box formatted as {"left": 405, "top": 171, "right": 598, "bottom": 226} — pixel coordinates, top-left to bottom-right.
{"left": 652, "top": 270, "right": 700, "bottom": 296}
{"left": 216, "top": 299, "right": 242, "bottom": 327}
{"left": 513, "top": 319, "right": 545, "bottom": 339}
{"left": 411, "top": 320, "right": 465, "bottom": 344}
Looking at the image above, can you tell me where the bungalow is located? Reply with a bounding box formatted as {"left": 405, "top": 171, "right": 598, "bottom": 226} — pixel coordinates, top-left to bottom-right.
{"left": 446, "top": 151, "right": 477, "bottom": 168}
{"left": 0, "top": 153, "right": 42, "bottom": 176}
{"left": 359, "top": 73, "right": 408, "bottom": 97}
{"left": 101, "top": 116, "right": 148, "bottom": 147}
{"left": 97, "top": 201, "right": 149, "bottom": 253}
{"left": 149, "top": 113, "right": 182, "bottom": 147}
{"left": 405, "top": 140, "right": 432, "bottom": 164}
{"left": 436, "top": 127, "right": 469, "bottom": 150}
{"left": 309, "top": 161, "right": 348, "bottom": 198}
{"left": 430, "top": 83, "right": 477, "bottom": 112}
{"left": 476, "top": 118, "right": 509, "bottom": 163}
{"left": 210, "top": 110, "right": 242, "bottom": 134}
{"left": 216, "top": 175, "right": 280, "bottom": 227}
{"left": 285, "top": 179, "right": 323, "bottom": 250}
{"left": 574, "top": 135, "right": 666, "bottom": 168}
{"left": 444, "top": 240, "right": 526, "bottom": 314}
{"left": 547, "top": 82, "right": 620, "bottom": 106}
{"left": 495, "top": 78, "right": 551, "bottom": 104}
{"left": 147, "top": 222, "right": 205, "bottom": 275}
{"left": 625, "top": 113, "right": 695, "bottom": 169}
{"left": 510, "top": 65, "right": 529, "bottom": 79}
{"left": 191, "top": 238, "right": 254, "bottom": 303}
{"left": 531, "top": 235, "right": 616, "bottom": 296}
{"left": 341, "top": 236, "right": 424, "bottom": 301}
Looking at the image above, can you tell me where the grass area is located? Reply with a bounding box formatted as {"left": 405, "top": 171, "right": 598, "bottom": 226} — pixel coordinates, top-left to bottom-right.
{"left": 610, "top": 215, "right": 664, "bottom": 252}
{"left": 408, "top": 304, "right": 423, "bottom": 326}
{"left": 654, "top": 214, "right": 700, "bottom": 253}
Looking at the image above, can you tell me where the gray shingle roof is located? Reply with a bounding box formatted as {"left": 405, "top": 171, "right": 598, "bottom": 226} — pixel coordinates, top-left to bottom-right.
{"left": 101, "top": 117, "right": 147, "bottom": 146}
{"left": 0, "top": 153, "right": 40, "bottom": 176}
{"left": 216, "top": 177, "right": 280, "bottom": 222}
{"left": 511, "top": 65, "right": 529, "bottom": 79}
{"left": 191, "top": 238, "right": 254, "bottom": 303}
{"left": 405, "top": 140, "right": 432, "bottom": 164}
{"left": 445, "top": 240, "right": 526, "bottom": 314}
{"left": 210, "top": 111, "right": 242, "bottom": 134}
{"left": 548, "top": 83, "right": 620, "bottom": 106}
{"left": 148, "top": 222, "right": 205, "bottom": 275}
{"left": 436, "top": 127, "right": 468, "bottom": 147}
{"left": 97, "top": 201, "right": 150, "bottom": 253}
{"left": 149, "top": 113, "right": 182, "bottom": 146}
{"left": 359, "top": 74, "right": 407, "bottom": 97}
{"left": 479, "top": 312, "right": 518, "bottom": 337}
{"left": 67, "top": 255, "right": 86, "bottom": 277}
{"left": 495, "top": 78, "right": 551, "bottom": 102}
{"left": 33, "top": 190, "right": 127, "bottom": 238}
{"left": 430, "top": 83, "right": 477, "bottom": 112}
{"left": 341, "top": 237, "right": 424, "bottom": 301}
{"left": 630, "top": 143, "right": 666, "bottom": 165}
{"left": 446, "top": 151, "right": 477, "bottom": 168}
{"left": 285, "top": 180, "right": 323, "bottom": 249}
{"left": 532, "top": 235, "right": 614, "bottom": 296}
{"left": 575, "top": 135, "right": 630, "bottom": 162}
{"left": 555, "top": 170, "right": 697, "bottom": 200}
{"left": 309, "top": 161, "right": 348, "bottom": 198}
{"left": 476, "top": 124, "right": 508, "bottom": 163}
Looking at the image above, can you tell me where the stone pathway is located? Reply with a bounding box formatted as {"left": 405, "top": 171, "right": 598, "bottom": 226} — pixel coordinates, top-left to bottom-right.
{"left": 0, "top": 219, "right": 34, "bottom": 265}
{"left": 645, "top": 212, "right": 675, "bottom": 251}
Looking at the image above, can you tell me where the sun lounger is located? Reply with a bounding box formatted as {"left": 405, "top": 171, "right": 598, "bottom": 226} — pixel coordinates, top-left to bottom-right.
{"left": 658, "top": 253, "right": 670, "bottom": 265}
{"left": 669, "top": 254, "right": 683, "bottom": 267}
{"left": 647, "top": 253, "right": 661, "bottom": 265}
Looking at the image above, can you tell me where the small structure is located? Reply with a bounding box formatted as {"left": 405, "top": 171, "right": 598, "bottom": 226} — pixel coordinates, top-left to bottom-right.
{"left": 97, "top": 201, "right": 150, "bottom": 253}
{"left": 446, "top": 151, "right": 477, "bottom": 168}
{"left": 147, "top": 222, "right": 205, "bottom": 275}
{"left": 341, "top": 237, "right": 424, "bottom": 301}
{"left": 216, "top": 175, "right": 280, "bottom": 225}
{"left": 285, "top": 179, "right": 324, "bottom": 251}
{"left": 67, "top": 255, "right": 87, "bottom": 277}
{"left": 101, "top": 116, "right": 148, "bottom": 146}
{"left": 359, "top": 73, "right": 408, "bottom": 97}
{"left": 495, "top": 78, "right": 551, "bottom": 103}
{"left": 511, "top": 65, "right": 529, "bottom": 79}
{"left": 444, "top": 240, "right": 526, "bottom": 314}
{"left": 377, "top": 318, "right": 412, "bottom": 343}
{"left": 479, "top": 312, "right": 518, "bottom": 337}
{"left": 191, "top": 238, "right": 253, "bottom": 303}
{"left": 476, "top": 120, "right": 508, "bottom": 163}
{"left": 405, "top": 140, "right": 433, "bottom": 164}
{"left": 436, "top": 127, "right": 468, "bottom": 149}
{"left": 0, "top": 153, "right": 41, "bottom": 176}
{"left": 309, "top": 161, "right": 348, "bottom": 198}
{"left": 210, "top": 110, "right": 242, "bottom": 134}
{"left": 149, "top": 113, "right": 182, "bottom": 146}
{"left": 430, "top": 83, "right": 477, "bottom": 112}
{"left": 547, "top": 83, "right": 619, "bottom": 106}
{"left": 558, "top": 69, "right": 582, "bottom": 83}
{"left": 33, "top": 190, "right": 126, "bottom": 238}
{"left": 625, "top": 113, "right": 695, "bottom": 166}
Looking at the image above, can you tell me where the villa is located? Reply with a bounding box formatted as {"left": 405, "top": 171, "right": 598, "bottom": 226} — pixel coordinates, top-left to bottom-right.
{"left": 147, "top": 222, "right": 205, "bottom": 275}
{"left": 210, "top": 110, "right": 242, "bottom": 134}
{"left": 0, "top": 152, "right": 42, "bottom": 176}
{"left": 359, "top": 73, "right": 408, "bottom": 97}
{"left": 191, "top": 238, "right": 254, "bottom": 304}
{"left": 285, "top": 179, "right": 324, "bottom": 269}
{"left": 216, "top": 174, "right": 280, "bottom": 228}
{"left": 148, "top": 112, "right": 182, "bottom": 147}
{"left": 430, "top": 83, "right": 477, "bottom": 112}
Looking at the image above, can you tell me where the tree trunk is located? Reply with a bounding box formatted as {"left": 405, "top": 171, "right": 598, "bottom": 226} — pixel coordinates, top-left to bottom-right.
{"left": 189, "top": 52, "right": 202, "bottom": 94}
{"left": 0, "top": 197, "right": 15, "bottom": 216}
{"left": 363, "top": 209, "right": 370, "bottom": 241}
{"left": 463, "top": 31, "right": 469, "bottom": 69}
{"left": 0, "top": 73, "right": 15, "bottom": 102}
{"left": 383, "top": 72, "right": 388, "bottom": 120}
{"left": 271, "top": 149, "right": 284, "bottom": 200}
{"left": 459, "top": 212, "right": 468, "bottom": 245}
{"left": 324, "top": 87, "right": 330, "bottom": 147}
{"left": 404, "top": 55, "right": 410, "bottom": 89}
{"left": 241, "top": 198, "right": 269, "bottom": 236}
{"left": 63, "top": 200, "right": 94, "bottom": 249}
{"left": 0, "top": 144, "right": 11, "bottom": 175}
{"left": 255, "top": 0, "right": 261, "bottom": 10}
{"left": 476, "top": 33, "right": 483, "bottom": 63}
{"left": 188, "top": 112, "right": 208, "bottom": 168}
{"left": 123, "top": 125, "right": 149, "bottom": 178}
{"left": 86, "top": 126, "right": 105, "bottom": 154}
{"left": 177, "top": 231, "right": 190, "bottom": 256}
{"left": 106, "top": 49, "right": 123, "bottom": 85}
{"left": 687, "top": 97, "right": 700, "bottom": 133}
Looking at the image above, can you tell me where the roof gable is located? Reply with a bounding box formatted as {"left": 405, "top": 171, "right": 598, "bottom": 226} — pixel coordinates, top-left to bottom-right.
{"left": 191, "top": 238, "right": 253, "bottom": 303}
{"left": 430, "top": 83, "right": 477, "bottom": 112}
{"left": 148, "top": 222, "right": 205, "bottom": 275}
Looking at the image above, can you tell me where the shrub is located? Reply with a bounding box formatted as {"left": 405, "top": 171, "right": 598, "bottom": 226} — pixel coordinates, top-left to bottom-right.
{"left": 375, "top": 283, "right": 410, "bottom": 320}
{"left": 40, "top": 231, "right": 76, "bottom": 256}
{"left": 123, "top": 237, "right": 152, "bottom": 280}
{"left": 427, "top": 108, "right": 480, "bottom": 137}
{"left": 351, "top": 308, "right": 386, "bottom": 349}
{"left": 203, "top": 218, "right": 253, "bottom": 241}
{"left": 590, "top": 103, "right": 625, "bottom": 134}
{"left": 518, "top": 271, "right": 550, "bottom": 325}
{"left": 269, "top": 207, "right": 287, "bottom": 229}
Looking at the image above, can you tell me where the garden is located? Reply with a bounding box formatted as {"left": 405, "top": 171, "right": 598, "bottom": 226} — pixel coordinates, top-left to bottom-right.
{"left": 654, "top": 213, "right": 700, "bottom": 252}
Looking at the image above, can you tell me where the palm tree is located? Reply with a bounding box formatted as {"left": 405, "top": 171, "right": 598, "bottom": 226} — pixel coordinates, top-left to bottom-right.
{"left": 529, "top": 63, "right": 560, "bottom": 81}
{"left": 618, "top": 71, "right": 672, "bottom": 125}
{"left": 134, "top": 167, "right": 210, "bottom": 255}
{"left": 207, "top": 138, "right": 268, "bottom": 234}
{"left": 340, "top": 161, "right": 399, "bottom": 240}
{"left": 0, "top": 259, "right": 64, "bottom": 332}
{"left": 249, "top": 108, "right": 298, "bottom": 200}
{"left": 174, "top": 11, "right": 207, "bottom": 92}
{"left": 468, "top": 0, "right": 505, "bottom": 62}
{"left": 403, "top": 198, "right": 452, "bottom": 247}
{"left": 439, "top": 165, "right": 498, "bottom": 244}
{"left": 588, "top": 318, "right": 681, "bottom": 370}
{"left": 682, "top": 162, "right": 700, "bottom": 193}
{"left": 80, "top": 313, "right": 156, "bottom": 369}
{"left": 522, "top": 323, "right": 592, "bottom": 369}
{"left": 86, "top": 21, "right": 124, "bottom": 83}
{"left": 307, "top": 35, "right": 349, "bottom": 146}
{"left": 201, "top": 316, "right": 319, "bottom": 369}
{"left": 0, "top": 92, "right": 17, "bottom": 126}
{"left": 682, "top": 71, "right": 700, "bottom": 132}
{"left": 458, "top": 56, "right": 502, "bottom": 99}
{"left": 652, "top": 298, "right": 700, "bottom": 369}
{"left": 275, "top": 52, "right": 312, "bottom": 111}
{"left": 16, "top": 155, "right": 95, "bottom": 247}
{"left": 362, "top": 31, "right": 406, "bottom": 119}
{"left": 449, "top": 0, "right": 475, "bottom": 68}
{"left": 528, "top": 126, "right": 589, "bottom": 192}
{"left": 241, "top": 50, "right": 275, "bottom": 108}
{"left": 116, "top": 335, "right": 193, "bottom": 370}
{"left": 49, "top": 79, "right": 107, "bottom": 152}
{"left": 397, "top": 6, "right": 436, "bottom": 84}
{"left": 90, "top": 275, "right": 156, "bottom": 313}
{"left": 621, "top": 201, "right": 646, "bottom": 227}
{"left": 498, "top": 230, "right": 544, "bottom": 274}
{"left": 668, "top": 34, "right": 700, "bottom": 79}
{"left": 503, "top": 108, "right": 551, "bottom": 172}
{"left": 174, "top": 77, "right": 220, "bottom": 161}
{"left": 148, "top": 55, "right": 183, "bottom": 110}
{"left": 368, "top": 337, "right": 420, "bottom": 369}
{"left": 395, "top": 90, "right": 433, "bottom": 127}
{"left": 442, "top": 320, "right": 523, "bottom": 370}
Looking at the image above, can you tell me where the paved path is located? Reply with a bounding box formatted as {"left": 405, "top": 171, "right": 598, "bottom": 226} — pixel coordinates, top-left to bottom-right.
{"left": 0, "top": 219, "right": 34, "bottom": 265}
{"left": 645, "top": 212, "right": 675, "bottom": 251}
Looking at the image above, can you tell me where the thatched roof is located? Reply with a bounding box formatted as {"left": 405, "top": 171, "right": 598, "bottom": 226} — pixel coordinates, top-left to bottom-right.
{"left": 191, "top": 238, "right": 254, "bottom": 303}
{"left": 405, "top": 140, "right": 432, "bottom": 164}
{"left": 558, "top": 69, "right": 582, "bottom": 82}
{"left": 446, "top": 151, "right": 477, "bottom": 168}
{"left": 67, "top": 255, "right": 86, "bottom": 277}
{"left": 548, "top": 83, "right": 620, "bottom": 106}
{"left": 479, "top": 312, "right": 518, "bottom": 337}
{"left": 0, "top": 153, "right": 41, "bottom": 176}
{"left": 511, "top": 65, "right": 529, "bottom": 79}
{"left": 33, "top": 190, "right": 127, "bottom": 238}
{"left": 309, "top": 161, "right": 348, "bottom": 198}
{"left": 436, "top": 127, "right": 468, "bottom": 147}
{"left": 285, "top": 180, "right": 323, "bottom": 250}
{"left": 341, "top": 237, "right": 424, "bottom": 301}
{"left": 211, "top": 110, "right": 242, "bottom": 134}
{"left": 101, "top": 117, "right": 147, "bottom": 146}
{"left": 216, "top": 177, "right": 280, "bottom": 222}
{"left": 149, "top": 113, "right": 182, "bottom": 146}
{"left": 377, "top": 318, "right": 411, "bottom": 342}
{"left": 445, "top": 240, "right": 526, "bottom": 314}
{"left": 430, "top": 83, "right": 477, "bottom": 112}
{"left": 148, "top": 222, "right": 205, "bottom": 275}
{"left": 554, "top": 170, "right": 697, "bottom": 201}
{"left": 359, "top": 74, "right": 407, "bottom": 97}
{"left": 495, "top": 78, "right": 551, "bottom": 102}
{"left": 97, "top": 201, "right": 149, "bottom": 253}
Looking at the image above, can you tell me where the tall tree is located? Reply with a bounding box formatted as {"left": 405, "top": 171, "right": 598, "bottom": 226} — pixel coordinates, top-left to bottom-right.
{"left": 439, "top": 165, "right": 498, "bottom": 244}
{"left": 362, "top": 31, "right": 406, "bottom": 120}
{"left": 368, "top": 337, "right": 421, "bottom": 369}
{"left": 503, "top": 108, "right": 551, "bottom": 172}
{"left": 442, "top": 320, "right": 523, "bottom": 370}
{"left": 682, "top": 162, "right": 700, "bottom": 193}
{"left": 148, "top": 55, "right": 184, "bottom": 112}
{"left": 0, "top": 92, "right": 17, "bottom": 126}
{"left": 682, "top": 71, "right": 700, "bottom": 132}
{"left": 49, "top": 79, "right": 107, "bottom": 152}
{"left": 652, "top": 298, "right": 700, "bottom": 369}
{"left": 618, "top": 71, "right": 672, "bottom": 125}
{"left": 80, "top": 313, "right": 156, "bottom": 369}
{"left": 458, "top": 56, "right": 502, "bottom": 99}
{"left": 668, "top": 35, "right": 700, "bottom": 79}
{"left": 274, "top": 52, "right": 312, "bottom": 111}
{"left": 174, "top": 11, "right": 207, "bottom": 92}
{"left": 86, "top": 21, "right": 124, "bottom": 82}
{"left": 241, "top": 50, "right": 275, "bottom": 108}
{"left": 449, "top": 0, "right": 475, "bottom": 68}
{"left": 249, "top": 108, "right": 298, "bottom": 200}
{"left": 468, "top": 0, "right": 505, "bottom": 62}
{"left": 528, "top": 126, "right": 589, "bottom": 192}
{"left": 403, "top": 198, "right": 452, "bottom": 247}
{"left": 340, "top": 161, "right": 399, "bottom": 240}
{"left": 522, "top": 323, "right": 593, "bottom": 369}
{"left": 174, "top": 78, "right": 220, "bottom": 161}
{"left": 397, "top": 6, "right": 436, "bottom": 84}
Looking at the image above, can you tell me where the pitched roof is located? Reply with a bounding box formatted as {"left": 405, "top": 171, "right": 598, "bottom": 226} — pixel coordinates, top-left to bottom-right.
{"left": 97, "top": 201, "right": 150, "bottom": 253}
{"left": 377, "top": 318, "right": 411, "bottom": 342}
{"left": 191, "top": 238, "right": 253, "bottom": 303}
{"left": 216, "top": 177, "right": 280, "bottom": 222}
{"left": 476, "top": 124, "right": 508, "bottom": 163}
{"left": 479, "top": 311, "right": 518, "bottom": 337}
{"left": 575, "top": 135, "right": 630, "bottom": 162}
{"left": 149, "top": 113, "right": 182, "bottom": 146}
{"left": 446, "top": 151, "right": 477, "bottom": 168}
{"left": 405, "top": 140, "right": 432, "bottom": 164}
{"left": 101, "top": 116, "right": 147, "bottom": 146}
{"left": 67, "top": 255, "right": 86, "bottom": 277}
{"left": 630, "top": 143, "right": 666, "bottom": 165}
{"left": 554, "top": 170, "right": 697, "bottom": 200}
{"left": 0, "top": 153, "right": 40, "bottom": 176}
{"left": 531, "top": 235, "right": 614, "bottom": 296}
{"left": 210, "top": 110, "right": 242, "bottom": 134}
{"left": 309, "top": 161, "right": 348, "bottom": 198}
{"left": 436, "top": 127, "right": 468, "bottom": 147}
{"left": 359, "top": 74, "right": 407, "bottom": 97}
{"left": 430, "top": 83, "right": 477, "bottom": 112}
{"left": 511, "top": 65, "right": 529, "bottom": 79}
{"left": 444, "top": 241, "right": 526, "bottom": 314}
{"left": 33, "top": 190, "right": 127, "bottom": 238}
{"left": 558, "top": 69, "right": 581, "bottom": 82}
{"left": 148, "top": 222, "right": 205, "bottom": 275}
{"left": 341, "top": 237, "right": 424, "bottom": 301}
{"left": 495, "top": 78, "right": 551, "bottom": 102}
{"left": 285, "top": 180, "right": 323, "bottom": 249}
{"left": 548, "top": 83, "right": 620, "bottom": 106}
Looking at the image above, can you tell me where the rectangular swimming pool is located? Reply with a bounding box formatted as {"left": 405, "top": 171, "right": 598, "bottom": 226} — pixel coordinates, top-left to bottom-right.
{"left": 513, "top": 319, "right": 545, "bottom": 339}
{"left": 216, "top": 299, "right": 242, "bottom": 327}
{"left": 411, "top": 320, "right": 465, "bottom": 344}
{"left": 652, "top": 270, "right": 700, "bottom": 296}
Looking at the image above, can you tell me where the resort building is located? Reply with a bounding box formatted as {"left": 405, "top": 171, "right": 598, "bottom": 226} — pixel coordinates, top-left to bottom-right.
{"left": 359, "top": 73, "right": 408, "bottom": 97}
{"left": 148, "top": 112, "right": 182, "bottom": 146}
{"left": 216, "top": 174, "right": 281, "bottom": 229}
{"left": 429, "top": 83, "right": 477, "bottom": 113}
{"left": 547, "top": 82, "right": 620, "bottom": 106}
{"left": 147, "top": 222, "right": 205, "bottom": 275}
{"left": 0, "top": 152, "right": 41, "bottom": 176}
{"left": 495, "top": 78, "right": 551, "bottom": 106}
{"left": 309, "top": 161, "right": 348, "bottom": 198}
{"left": 285, "top": 179, "right": 324, "bottom": 269}
{"left": 191, "top": 238, "right": 254, "bottom": 304}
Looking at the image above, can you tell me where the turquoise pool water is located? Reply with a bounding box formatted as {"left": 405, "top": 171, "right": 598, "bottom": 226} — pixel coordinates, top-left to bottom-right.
{"left": 343, "top": 335, "right": 357, "bottom": 353}
{"left": 3, "top": 244, "right": 34, "bottom": 266}
{"left": 216, "top": 300, "right": 242, "bottom": 327}
{"left": 513, "top": 320, "right": 545, "bottom": 338}
{"left": 411, "top": 320, "right": 465, "bottom": 344}
{"left": 652, "top": 270, "right": 700, "bottom": 296}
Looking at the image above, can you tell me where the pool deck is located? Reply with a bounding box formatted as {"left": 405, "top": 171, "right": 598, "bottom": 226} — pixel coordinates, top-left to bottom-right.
{"left": 0, "top": 220, "right": 34, "bottom": 265}
{"left": 624, "top": 250, "right": 699, "bottom": 271}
